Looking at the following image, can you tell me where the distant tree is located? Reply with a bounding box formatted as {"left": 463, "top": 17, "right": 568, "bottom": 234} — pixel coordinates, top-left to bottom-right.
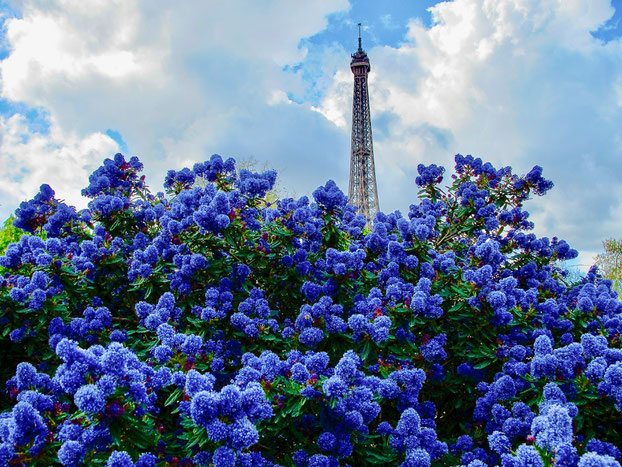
{"left": 0, "top": 216, "right": 49, "bottom": 275}
{"left": 194, "top": 156, "right": 295, "bottom": 203}
{"left": 0, "top": 216, "right": 25, "bottom": 255}
{"left": 240, "top": 156, "right": 296, "bottom": 203}
{"left": 595, "top": 238, "right": 622, "bottom": 294}
{"left": 0, "top": 216, "right": 25, "bottom": 274}
{"left": 557, "top": 260, "right": 586, "bottom": 284}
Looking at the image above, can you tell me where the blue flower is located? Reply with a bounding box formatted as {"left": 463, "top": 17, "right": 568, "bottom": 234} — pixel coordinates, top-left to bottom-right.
{"left": 415, "top": 164, "right": 444, "bottom": 186}
{"left": 135, "top": 453, "right": 158, "bottom": 467}
{"left": 377, "top": 421, "right": 394, "bottom": 436}
{"left": 193, "top": 452, "right": 212, "bottom": 466}
{"left": 405, "top": 448, "right": 431, "bottom": 466}
{"left": 74, "top": 384, "right": 105, "bottom": 414}
{"left": 488, "top": 431, "right": 511, "bottom": 454}
{"left": 58, "top": 440, "right": 86, "bottom": 466}
{"left": 15, "top": 363, "right": 37, "bottom": 390}
{"left": 487, "top": 291, "right": 507, "bottom": 310}
{"left": 577, "top": 452, "right": 621, "bottom": 467}
{"left": 181, "top": 334, "right": 203, "bottom": 356}
{"left": 229, "top": 418, "right": 259, "bottom": 451}
{"left": 219, "top": 385, "right": 242, "bottom": 418}
{"left": 312, "top": 180, "right": 348, "bottom": 211}
{"left": 16, "top": 391, "right": 53, "bottom": 414}
{"left": 299, "top": 327, "right": 324, "bottom": 347}
{"left": 581, "top": 333, "right": 608, "bottom": 359}
{"left": 602, "top": 362, "right": 622, "bottom": 410}
{"left": 164, "top": 167, "right": 196, "bottom": 191}
{"left": 335, "top": 351, "right": 361, "bottom": 379}
{"left": 157, "top": 292, "right": 175, "bottom": 312}
{"left": 212, "top": 446, "right": 235, "bottom": 467}
{"left": 586, "top": 439, "right": 621, "bottom": 460}
{"left": 318, "top": 432, "right": 336, "bottom": 451}
{"left": 9, "top": 287, "right": 27, "bottom": 303}
{"left": 190, "top": 391, "right": 219, "bottom": 427}
{"left": 244, "top": 324, "right": 259, "bottom": 338}
{"left": 106, "top": 450, "right": 134, "bottom": 467}
{"left": 101, "top": 343, "right": 129, "bottom": 377}
{"left": 395, "top": 408, "right": 421, "bottom": 436}
{"left": 57, "top": 421, "right": 84, "bottom": 442}
{"left": 291, "top": 363, "right": 310, "bottom": 384}
{"left": 205, "top": 419, "right": 228, "bottom": 443}
{"left": 491, "top": 375, "right": 517, "bottom": 401}
{"left": 554, "top": 443, "right": 578, "bottom": 466}
{"left": 153, "top": 345, "right": 173, "bottom": 364}
{"left": 110, "top": 330, "right": 126, "bottom": 342}
{"left": 135, "top": 301, "right": 154, "bottom": 319}
{"left": 348, "top": 314, "right": 367, "bottom": 333}
{"left": 323, "top": 376, "right": 348, "bottom": 398}
{"left": 306, "top": 352, "right": 329, "bottom": 374}
{"left": 369, "top": 316, "right": 391, "bottom": 343}
{"left": 578, "top": 296, "right": 594, "bottom": 313}
{"left": 344, "top": 410, "right": 363, "bottom": 429}
{"left": 5, "top": 401, "right": 48, "bottom": 448}
{"left": 451, "top": 435, "right": 473, "bottom": 454}
{"left": 513, "top": 444, "right": 544, "bottom": 466}
{"left": 308, "top": 454, "right": 331, "bottom": 467}
{"left": 236, "top": 169, "right": 277, "bottom": 198}
{"left": 524, "top": 165, "right": 553, "bottom": 195}
{"left": 420, "top": 334, "right": 448, "bottom": 363}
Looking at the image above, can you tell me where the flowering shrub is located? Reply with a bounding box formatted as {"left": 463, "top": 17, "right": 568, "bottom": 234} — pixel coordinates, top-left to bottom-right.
{"left": 0, "top": 152, "right": 620, "bottom": 466}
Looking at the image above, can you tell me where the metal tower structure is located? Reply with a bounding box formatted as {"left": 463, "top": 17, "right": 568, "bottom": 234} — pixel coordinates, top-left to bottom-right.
{"left": 349, "top": 23, "right": 379, "bottom": 222}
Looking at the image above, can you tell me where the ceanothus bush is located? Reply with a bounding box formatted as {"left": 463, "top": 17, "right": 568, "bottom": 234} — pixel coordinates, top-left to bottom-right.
{"left": 0, "top": 152, "right": 620, "bottom": 466}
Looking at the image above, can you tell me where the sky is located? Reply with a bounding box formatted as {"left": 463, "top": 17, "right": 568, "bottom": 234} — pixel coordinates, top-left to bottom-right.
{"left": 0, "top": 0, "right": 622, "bottom": 271}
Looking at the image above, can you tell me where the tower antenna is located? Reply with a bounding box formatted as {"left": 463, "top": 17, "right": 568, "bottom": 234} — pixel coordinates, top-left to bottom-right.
{"left": 358, "top": 23, "right": 362, "bottom": 51}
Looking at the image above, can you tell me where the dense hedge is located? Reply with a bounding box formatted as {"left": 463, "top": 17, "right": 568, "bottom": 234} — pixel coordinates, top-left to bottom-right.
{"left": 0, "top": 153, "right": 620, "bottom": 466}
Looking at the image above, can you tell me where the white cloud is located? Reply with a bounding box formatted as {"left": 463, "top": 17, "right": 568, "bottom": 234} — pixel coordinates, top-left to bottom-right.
{"left": 0, "top": 113, "right": 118, "bottom": 209}
{"left": 1, "top": 1, "right": 160, "bottom": 101}
{"left": 312, "top": 68, "right": 351, "bottom": 128}
{"left": 0, "top": 0, "right": 350, "bottom": 217}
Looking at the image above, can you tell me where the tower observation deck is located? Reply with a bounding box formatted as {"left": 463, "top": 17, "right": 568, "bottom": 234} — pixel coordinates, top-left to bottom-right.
{"left": 348, "top": 24, "right": 379, "bottom": 222}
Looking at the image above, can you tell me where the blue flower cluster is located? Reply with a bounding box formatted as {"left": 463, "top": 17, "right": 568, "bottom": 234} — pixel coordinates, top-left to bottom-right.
{"left": 13, "top": 183, "right": 79, "bottom": 237}
{"left": 190, "top": 382, "right": 272, "bottom": 453}
{"left": 164, "top": 167, "right": 197, "bottom": 192}
{"left": 193, "top": 154, "right": 237, "bottom": 183}
{"left": 236, "top": 169, "right": 277, "bottom": 199}
{"left": 82, "top": 153, "right": 144, "bottom": 198}
{"left": 1, "top": 333, "right": 179, "bottom": 465}
{"left": 312, "top": 180, "right": 348, "bottom": 212}
{"left": 470, "top": 325, "right": 622, "bottom": 465}
{"left": 415, "top": 163, "right": 445, "bottom": 187}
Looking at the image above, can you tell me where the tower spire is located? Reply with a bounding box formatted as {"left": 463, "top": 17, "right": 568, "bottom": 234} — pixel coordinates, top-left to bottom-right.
{"left": 349, "top": 24, "right": 379, "bottom": 222}
{"left": 358, "top": 23, "right": 362, "bottom": 51}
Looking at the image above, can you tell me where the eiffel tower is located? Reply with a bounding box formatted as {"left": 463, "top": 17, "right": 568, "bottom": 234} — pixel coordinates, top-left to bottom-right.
{"left": 349, "top": 24, "right": 379, "bottom": 222}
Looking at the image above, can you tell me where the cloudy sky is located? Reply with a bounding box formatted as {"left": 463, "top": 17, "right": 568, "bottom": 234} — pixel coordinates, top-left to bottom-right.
{"left": 1, "top": 0, "right": 621, "bottom": 270}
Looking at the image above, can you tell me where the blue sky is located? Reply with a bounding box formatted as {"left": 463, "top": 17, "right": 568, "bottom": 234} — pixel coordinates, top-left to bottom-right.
{"left": 0, "top": 0, "right": 621, "bottom": 270}
{"left": 592, "top": 0, "right": 622, "bottom": 41}
{"left": 288, "top": 1, "right": 437, "bottom": 106}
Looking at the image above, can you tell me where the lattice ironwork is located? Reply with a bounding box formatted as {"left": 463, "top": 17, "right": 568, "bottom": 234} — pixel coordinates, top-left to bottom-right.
{"left": 348, "top": 24, "right": 379, "bottom": 222}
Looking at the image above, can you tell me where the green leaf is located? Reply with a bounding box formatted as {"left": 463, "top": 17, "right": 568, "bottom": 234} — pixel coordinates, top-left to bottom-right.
{"left": 360, "top": 341, "right": 372, "bottom": 361}
{"left": 164, "top": 388, "right": 183, "bottom": 407}
{"left": 473, "top": 360, "right": 491, "bottom": 369}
